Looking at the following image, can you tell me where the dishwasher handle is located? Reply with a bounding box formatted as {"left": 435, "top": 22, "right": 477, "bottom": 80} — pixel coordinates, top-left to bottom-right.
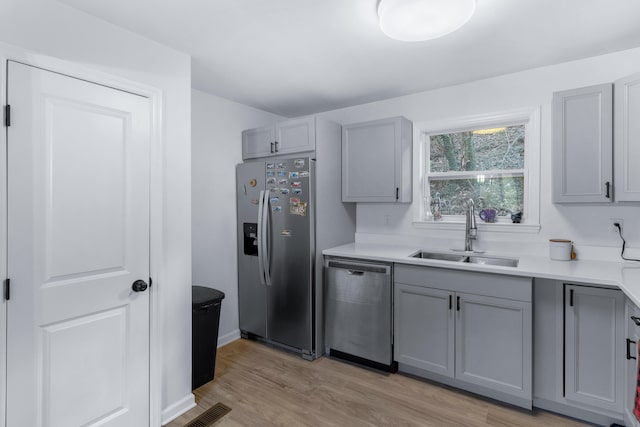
{"left": 347, "top": 270, "right": 364, "bottom": 276}
{"left": 326, "top": 260, "right": 391, "bottom": 275}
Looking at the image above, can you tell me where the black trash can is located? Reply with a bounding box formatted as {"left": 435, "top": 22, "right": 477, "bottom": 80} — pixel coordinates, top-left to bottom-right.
{"left": 192, "top": 285, "right": 225, "bottom": 390}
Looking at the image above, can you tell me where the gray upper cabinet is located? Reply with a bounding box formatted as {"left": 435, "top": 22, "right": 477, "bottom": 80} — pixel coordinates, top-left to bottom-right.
{"left": 342, "top": 116, "right": 412, "bottom": 203}
{"left": 564, "top": 284, "right": 624, "bottom": 415}
{"left": 552, "top": 84, "right": 613, "bottom": 203}
{"left": 242, "top": 116, "right": 315, "bottom": 160}
{"left": 614, "top": 72, "right": 640, "bottom": 202}
{"left": 242, "top": 125, "right": 275, "bottom": 159}
{"left": 553, "top": 73, "right": 640, "bottom": 203}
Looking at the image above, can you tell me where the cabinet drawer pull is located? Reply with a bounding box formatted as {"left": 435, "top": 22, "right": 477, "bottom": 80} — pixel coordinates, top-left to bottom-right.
{"left": 627, "top": 338, "right": 637, "bottom": 360}
{"left": 569, "top": 289, "right": 574, "bottom": 307}
{"left": 631, "top": 316, "right": 640, "bottom": 326}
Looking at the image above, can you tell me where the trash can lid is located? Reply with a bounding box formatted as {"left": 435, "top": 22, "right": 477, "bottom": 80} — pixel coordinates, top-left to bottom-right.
{"left": 192, "top": 285, "right": 225, "bottom": 306}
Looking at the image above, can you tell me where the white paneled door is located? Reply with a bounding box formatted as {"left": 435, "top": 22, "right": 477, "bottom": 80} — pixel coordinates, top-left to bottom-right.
{"left": 6, "top": 61, "right": 151, "bottom": 427}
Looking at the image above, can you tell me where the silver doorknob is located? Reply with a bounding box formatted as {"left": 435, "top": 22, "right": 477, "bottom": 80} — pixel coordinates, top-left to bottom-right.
{"left": 132, "top": 280, "right": 148, "bottom": 292}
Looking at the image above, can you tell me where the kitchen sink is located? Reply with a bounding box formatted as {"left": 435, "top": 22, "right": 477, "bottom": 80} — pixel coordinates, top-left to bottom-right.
{"left": 410, "top": 251, "right": 467, "bottom": 262}
{"left": 410, "top": 251, "right": 519, "bottom": 268}
{"left": 463, "top": 256, "right": 519, "bottom": 267}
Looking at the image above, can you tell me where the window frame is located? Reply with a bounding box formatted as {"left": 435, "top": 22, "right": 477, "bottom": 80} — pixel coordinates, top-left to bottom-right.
{"left": 413, "top": 107, "right": 541, "bottom": 233}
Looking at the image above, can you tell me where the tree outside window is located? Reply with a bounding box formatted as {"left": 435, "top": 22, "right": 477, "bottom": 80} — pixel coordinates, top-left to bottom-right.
{"left": 426, "top": 125, "right": 525, "bottom": 221}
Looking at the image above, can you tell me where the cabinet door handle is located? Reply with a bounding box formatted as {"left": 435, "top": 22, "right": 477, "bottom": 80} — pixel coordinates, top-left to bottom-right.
{"left": 569, "top": 289, "right": 574, "bottom": 307}
{"left": 274, "top": 141, "right": 279, "bottom": 152}
{"left": 395, "top": 187, "right": 399, "bottom": 201}
{"left": 627, "top": 338, "right": 637, "bottom": 360}
{"left": 605, "top": 181, "right": 611, "bottom": 199}
{"left": 449, "top": 295, "right": 452, "bottom": 310}
{"left": 270, "top": 142, "right": 275, "bottom": 153}
{"left": 631, "top": 316, "right": 640, "bottom": 326}
{"left": 456, "top": 296, "right": 460, "bottom": 311}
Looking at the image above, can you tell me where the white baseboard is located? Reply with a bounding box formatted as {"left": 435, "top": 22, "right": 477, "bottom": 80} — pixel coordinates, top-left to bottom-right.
{"left": 160, "top": 330, "right": 238, "bottom": 425}
{"left": 217, "top": 329, "right": 240, "bottom": 347}
{"left": 161, "top": 393, "right": 196, "bottom": 425}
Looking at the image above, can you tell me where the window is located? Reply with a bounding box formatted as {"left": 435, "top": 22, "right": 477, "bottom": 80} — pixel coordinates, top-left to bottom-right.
{"left": 419, "top": 109, "right": 540, "bottom": 229}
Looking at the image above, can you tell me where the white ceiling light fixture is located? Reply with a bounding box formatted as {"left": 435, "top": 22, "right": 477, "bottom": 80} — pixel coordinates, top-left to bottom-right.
{"left": 378, "top": 0, "right": 476, "bottom": 42}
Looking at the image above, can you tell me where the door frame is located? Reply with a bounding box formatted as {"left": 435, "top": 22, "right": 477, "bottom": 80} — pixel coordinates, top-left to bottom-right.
{"left": 0, "top": 43, "right": 164, "bottom": 427}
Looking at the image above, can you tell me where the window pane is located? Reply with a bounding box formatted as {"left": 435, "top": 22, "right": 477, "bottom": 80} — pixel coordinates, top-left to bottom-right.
{"left": 429, "top": 176, "right": 524, "bottom": 217}
{"left": 430, "top": 125, "right": 525, "bottom": 173}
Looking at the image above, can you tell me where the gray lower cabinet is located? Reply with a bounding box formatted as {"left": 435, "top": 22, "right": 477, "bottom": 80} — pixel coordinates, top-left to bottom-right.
{"left": 625, "top": 298, "right": 640, "bottom": 427}
{"left": 395, "top": 283, "right": 454, "bottom": 377}
{"left": 394, "top": 265, "right": 532, "bottom": 408}
{"left": 564, "top": 284, "right": 624, "bottom": 415}
{"left": 534, "top": 279, "right": 625, "bottom": 426}
{"left": 455, "top": 292, "right": 532, "bottom": 397}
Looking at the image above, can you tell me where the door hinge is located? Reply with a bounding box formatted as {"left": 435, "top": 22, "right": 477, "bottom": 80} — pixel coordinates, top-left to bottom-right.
{"left": 4, "top": 105, "right": 10, "bottom": 127}
{"left": 3, "top": 278, "right": 10, "bottom": 301}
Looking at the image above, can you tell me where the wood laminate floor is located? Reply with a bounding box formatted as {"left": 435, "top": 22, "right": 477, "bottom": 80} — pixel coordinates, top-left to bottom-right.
{"left": 166, "top": 339, "right": 588, "bottom": 427}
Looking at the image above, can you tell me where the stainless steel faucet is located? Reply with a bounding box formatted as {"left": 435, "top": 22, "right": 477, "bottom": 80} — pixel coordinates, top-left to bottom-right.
{"left": 465, "top": 198, "right": 477, "bottom": 252}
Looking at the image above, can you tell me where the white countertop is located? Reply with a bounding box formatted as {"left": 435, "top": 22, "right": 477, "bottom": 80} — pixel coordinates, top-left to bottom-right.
{"left": 323, "top": 242, "right": 640, "bottom": 307}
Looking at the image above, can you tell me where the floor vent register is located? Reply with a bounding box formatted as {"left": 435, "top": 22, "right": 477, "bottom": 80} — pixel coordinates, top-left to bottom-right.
{"left": 184, "top": 402, "right": 232, "bottom": 427}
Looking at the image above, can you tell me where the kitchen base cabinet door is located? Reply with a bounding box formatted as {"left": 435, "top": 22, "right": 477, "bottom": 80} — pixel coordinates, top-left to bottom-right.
{"left": 565, "top": 285, "right": 624, "bottom": 414}
{"left": 625, "top": 299, "right": 640, "bottom": 427}
{"left": 455, "top": 293, "right": 532, "bottom": 401}
{"left": 394, "top": 283, "right": 454, "bottom": 377}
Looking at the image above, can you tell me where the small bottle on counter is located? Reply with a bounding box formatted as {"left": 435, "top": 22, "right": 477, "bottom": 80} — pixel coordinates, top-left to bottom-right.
{"left": 431, "top": 192, "right": 442, "bottom": 221}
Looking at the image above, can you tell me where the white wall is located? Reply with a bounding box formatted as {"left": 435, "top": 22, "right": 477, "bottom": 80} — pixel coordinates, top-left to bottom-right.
{"left": 317, "top": 47, "right": 640, "bottom": 261}
{"left": 191, "top": 89, "right": 283, "bottom": 345}
{"left": 0, "top": 0, "right": 193, "bottom": 424}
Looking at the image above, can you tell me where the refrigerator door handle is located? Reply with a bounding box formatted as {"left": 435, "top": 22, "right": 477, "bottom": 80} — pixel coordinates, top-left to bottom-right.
{"left": 257, "top": 190, "right": 266, "bottom": 285}
{"left": 262, "top": 190, "right": 272, "bottom": 286}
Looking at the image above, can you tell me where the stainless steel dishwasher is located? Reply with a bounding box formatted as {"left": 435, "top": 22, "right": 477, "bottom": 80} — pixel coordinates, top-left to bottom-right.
{"left": 324, "top": 257, "right": 396, "bottom": 372}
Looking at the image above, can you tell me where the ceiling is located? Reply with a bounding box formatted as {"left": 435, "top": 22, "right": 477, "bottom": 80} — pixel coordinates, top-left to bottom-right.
{"left": 57, "top": 0, "right": 640, "bottom": 117}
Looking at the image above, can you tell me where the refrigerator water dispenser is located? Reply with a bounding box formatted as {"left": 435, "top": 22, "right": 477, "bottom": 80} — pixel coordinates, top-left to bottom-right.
{"left": 243, "top": 222, "right": 258, "bottom": 256}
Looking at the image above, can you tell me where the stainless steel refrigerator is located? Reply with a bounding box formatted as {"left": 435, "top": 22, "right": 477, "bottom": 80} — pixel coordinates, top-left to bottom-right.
{"left": 236, "top": 120, "right": 355, "bottom": 360}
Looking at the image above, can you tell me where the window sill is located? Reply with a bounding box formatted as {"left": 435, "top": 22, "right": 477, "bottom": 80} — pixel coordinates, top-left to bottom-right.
{"left": 412, "top": 220, "right": 541, "bottom": 234}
